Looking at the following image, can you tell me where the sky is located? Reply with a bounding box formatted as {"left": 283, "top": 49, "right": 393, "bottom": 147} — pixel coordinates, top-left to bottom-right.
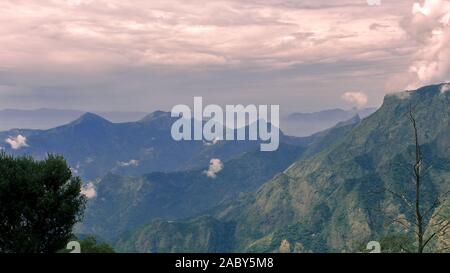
{"left": 0, "top": 0, "right": 449, "bottom": 113}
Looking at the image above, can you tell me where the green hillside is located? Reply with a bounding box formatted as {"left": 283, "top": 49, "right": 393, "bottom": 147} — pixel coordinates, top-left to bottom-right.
{"left": 116, "top": 83, "right": 450, "bottom": 253}
{"left": 79, "top": 143, "right": 306, "bottom": 240}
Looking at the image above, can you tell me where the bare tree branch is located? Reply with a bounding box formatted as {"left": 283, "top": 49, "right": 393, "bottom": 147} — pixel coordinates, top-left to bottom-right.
{"left": 384, "top": 214, "right": 420, "bottom": 236}
{"left": 423, "top": 190, "right": 450, "bottom": 220}
{"left": 423, "top": 221, "right": 450, "bottom": 250}
{"left": 434, "top": 246, "right": 450, "bottom": 253}
{"left": 382, "top": 187, "right": 414, "bottom": 212}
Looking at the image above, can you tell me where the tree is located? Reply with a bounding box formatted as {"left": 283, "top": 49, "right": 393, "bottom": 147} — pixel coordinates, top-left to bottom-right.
{"left": 381, "top": 107, "right": 450, "bottom": 253}
{"left": 377, "top": 234, "right": 414, "bottom": 253}
{"left": 79, "top": 236, "right": 116, "bottom": 253}
{"left": 0, "top": 152, "right": 86, "bottom": 253}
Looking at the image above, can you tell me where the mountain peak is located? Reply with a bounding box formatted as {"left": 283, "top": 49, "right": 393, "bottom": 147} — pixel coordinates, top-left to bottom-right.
{"left": 70, "top": 112, "right": 112, "bottom": 126}
{"left": 384, "top": 82, "right": 449, "bottom": 106}
{"left": 139, "top": 111, "right": 172, "bottom": 122}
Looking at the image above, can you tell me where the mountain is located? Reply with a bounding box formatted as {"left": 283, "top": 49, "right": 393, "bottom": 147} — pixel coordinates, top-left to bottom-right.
{"left": 115, "top": 83, "right": 450, "bottom": 253}
{"left": 78, "top": 143, "right": 306, "bottom": 240}
{"left": 281, "top": 107, "right": 376, "bottom": 137}
{"left": 0, "top": 111, "right": 304, "bottom": 180}
{"left": 115, "top": 216, "right": 234, "bottom": 253}
{"left": 0, "top": 108, "right": 147, "bottom": 131}
{"left": 110, "top": 113, "right": 362, "bottom": 252}
{"left": 78, "top": 114, "right": 362, "bottom": 241}
{"left": 1, "top": 112, "right": 190, "bottom": 179}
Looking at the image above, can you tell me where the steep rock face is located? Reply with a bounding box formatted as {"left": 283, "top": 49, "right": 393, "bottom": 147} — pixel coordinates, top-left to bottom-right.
{"left": 219, "top": 84, "right": 450, "bottom": 252}
{"left": 115, "top": 216, "right": 235, "bottom": 253}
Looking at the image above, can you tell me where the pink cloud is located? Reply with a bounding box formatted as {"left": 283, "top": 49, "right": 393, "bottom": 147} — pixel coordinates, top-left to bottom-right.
{"left": 342, "top": 91, "right": 369, "bottom": 108}
{"left": 5, "top": 135, "right": 28, "bottom": 150}
{"left": 0, "top": 0, "right": 417, "bottom": 70}
{"left": 203, "top": 158, "right": 223, "bottom": 179}
{"left": 388, "top": 0, "right": 450, "bottom": 90}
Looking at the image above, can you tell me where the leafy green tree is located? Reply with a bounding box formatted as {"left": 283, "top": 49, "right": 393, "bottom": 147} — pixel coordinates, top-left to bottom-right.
{"left": 0, "top": 152, "right": 86, "bottom": 253}
{"left": 79, "top": 236, "right": 115, "bottom": 253}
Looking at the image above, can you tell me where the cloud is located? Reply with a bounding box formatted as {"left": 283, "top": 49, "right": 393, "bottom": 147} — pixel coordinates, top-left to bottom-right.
{"left": 440, "top": 83, "right": 450, "bottom": 93}
{"left": 80, "top": 182, "right": 97, "bottom": 199}
{"left": 5, "top": 135, "right": 29, "bottom": 150}
{"left": 204, "top": 137, "right": 221, "bottom": 146}
{"left": 0, "top": 1, "right": 413, "bottom": 69}
{"left": 203, "top": 158, "right": 223, "bottom": 178}
{"left": 117, "top": 159, "right": 139, "bottom": 167}
{"left": 0, "top": 0, "right": 426, "bottom": 112}
{"left": 366, "top": 0, "right": 382, "bottom": 6}
{"left": 389, "top": 91, "right": 412, "bottom": 100}
{"left": 390, "top": 0, "right": 450, "bottom": 90}
{"left": 341, "top": 92, "right": 369, "bottom": 108}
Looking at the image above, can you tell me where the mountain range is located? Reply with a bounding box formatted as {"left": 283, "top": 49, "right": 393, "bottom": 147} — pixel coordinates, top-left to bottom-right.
{"left": 0, "top": 101, "right": 367, "bottom": 245}
{"left": 281, "top": 107, "right": 376, "bottom": 137}
{"left": 0, "top": 111, "right": 305, "bottom": 180}
{"left": 78, "top": 116, "right": 362, "bottom": 240}
{"left": 114, "top": 84, "right": 450, "bottom": 253}
{"left": 1, "top": 83, "right": 448, "bottom": 253}
{"left": 0, "top": 108, "right": 148, "bottom": 131}
{"left": 0, "top": 107, "right": 376, "bottom": 137}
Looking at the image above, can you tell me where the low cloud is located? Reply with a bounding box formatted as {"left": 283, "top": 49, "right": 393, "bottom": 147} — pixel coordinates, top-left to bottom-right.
{"left": 389, "top": 91, "right": 412, "bottom": 100}
{"left": 204, "top": 137, "right": 221, "bottom": 146}
{"left": 80, "top": 182, "right": 97, "bottom": 199}
{"left": 5, "top": 135, "right": 29, "bottom": 150}
{"left": 440, "top": 83, "right": 450, "bottom": 93}
{"left": 203, "top": 158, "right": 223, "bottom": 179}
{"left": 341, "top": 92, "right": 369, "bottom": 108}
{"left": 117, "top": 159, "right": 139, "bottom": 167}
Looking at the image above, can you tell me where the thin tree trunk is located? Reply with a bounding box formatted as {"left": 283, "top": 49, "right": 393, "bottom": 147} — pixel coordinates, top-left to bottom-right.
{"left": 410, "top": 110, "right": 424, "bottom": 253}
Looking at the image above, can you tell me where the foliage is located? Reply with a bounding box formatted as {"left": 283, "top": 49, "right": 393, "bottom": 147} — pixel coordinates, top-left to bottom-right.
{"left": 79, "top": 236, "right": 116, "bottom": 253}
{"left": 0, "top": 152, "right": 86, "bottom": 253}
{"left": 378, "top": 234, "right": 415, "bottom": 253}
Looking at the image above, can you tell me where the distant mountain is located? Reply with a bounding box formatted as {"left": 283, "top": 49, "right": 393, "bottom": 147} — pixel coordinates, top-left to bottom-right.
{"left": 0, "top": 111, "right": 307, "bottom": 180}
{"left": 0, "top": 107, "right": 375, "bottom": 137}
{"left": 0, "top": 108, "right": 147, "bottom": 131}
{"left": 281, "top": 107, "right": 376, "bottom": 137}
{"left": 115, "top": 83, "right": 450, "bottom": 253}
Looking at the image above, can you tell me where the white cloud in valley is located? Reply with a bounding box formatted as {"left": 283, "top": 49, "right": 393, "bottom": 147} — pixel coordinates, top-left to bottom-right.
{"left": 204, "top": 158, "right": 224, "bottom": 179}
{"left": 440, "top": 83, "right": 450, "bottom": 93}
{"left": 5, "top": 135, "right": 29, "bottom": 150}
{"left": 204, "top": 137, "right": 221, "bottom": 146}
{"left": 117, "top": 159, "right": 139, "bottom": 167}
{"left": 80, "top": 182, "right": 97, "bottom": 199}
